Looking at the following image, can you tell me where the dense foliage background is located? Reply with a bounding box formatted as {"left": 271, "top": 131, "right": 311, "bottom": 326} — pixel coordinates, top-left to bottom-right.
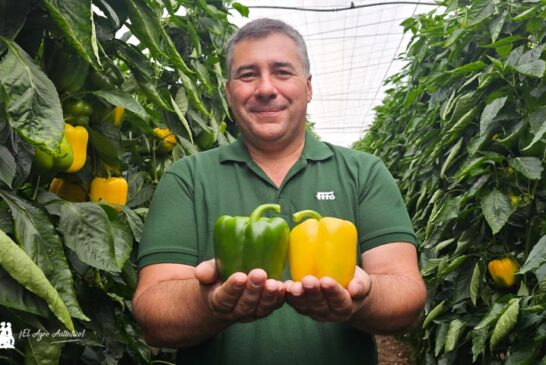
{"left": 354, "top": 0, "right": 546, "bottom": 363}
{"left": 0, "top": 0, "right": 244, "bottom": 363}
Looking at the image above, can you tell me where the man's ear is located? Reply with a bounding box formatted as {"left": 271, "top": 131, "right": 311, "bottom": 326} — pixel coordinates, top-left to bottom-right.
{"left": 225, "top": 80, "right": 232, "bottom": 105}
{"left": 306, "top": 74, "right": 313, "bottom": 103}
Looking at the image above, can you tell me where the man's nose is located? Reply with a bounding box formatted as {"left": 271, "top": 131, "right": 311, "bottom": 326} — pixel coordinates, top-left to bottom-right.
{"left": 255, "top": 74, "right": 277, "bottom": 99}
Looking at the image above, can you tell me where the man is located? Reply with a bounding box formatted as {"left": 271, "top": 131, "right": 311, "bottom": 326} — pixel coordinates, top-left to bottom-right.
{"left": 133, "top": 18, "right": 426, "bottom": 365}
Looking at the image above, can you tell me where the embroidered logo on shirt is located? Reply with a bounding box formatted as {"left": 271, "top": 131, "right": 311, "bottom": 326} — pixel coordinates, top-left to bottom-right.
{"left": 316, "top": 191, "right": 336, "bottom": 200}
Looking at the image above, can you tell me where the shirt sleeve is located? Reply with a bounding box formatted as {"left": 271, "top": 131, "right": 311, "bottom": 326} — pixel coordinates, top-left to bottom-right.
{"left": 137, "top": 167, "right": 200, "bottom": 270}
{"left": 357, "top": 158, "right": 417, "bottom": 251}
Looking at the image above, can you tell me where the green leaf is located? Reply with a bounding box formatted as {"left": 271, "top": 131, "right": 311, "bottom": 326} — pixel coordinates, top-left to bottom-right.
{"left": 438, "top": 255, "right": 468, "bottom": 278}
{"left": 441, "top": 137, "right": 463, "bottom": 179}
{"left": 509, "top": 157, "right": 543, "bottom": 180}
{"left": 470, "top": 262, "right": 481, "bottom": 306}
{"left": 490, "top": 298, "right": 520, "bottom": 350}
{"left": 0, "top": 191, "right": 88, "bottom": 322}
{"left": 471, "top": 326, "right": 488, "bottom": 362}
{"left": 475, "top": 301, "right": 507, "bottom": 330}
{"left": 175, "top": 87, "right": 189, "bottom": 115}
{"left": 423, "top": 300, "right": 445, "bottom": 328}
{"left": 525, "top": 107, "right": 546, "bottom": 147}
{"left": 481, "top": 189, "right": 515, "bottom": 234}
{"left": 122, "top": 0, "right": 166, "bottom": 60}
{"left": 445, "top": 319, "right": 465, "bottom": 352}
{"left": 232, "top": 2, "right": 249, "bottom": 17}
{"left": 0, "top": 266, "right": 49, "bottom": 317}
{"left": 170, "top": 94, "right": 193, "bottom": 143}
{"left": 111, "top": 217, "right": 133, "bottom": 270}
{"left": 488, "top": 12, "right": 506, "bottom": 43}
{"left": 92, "top": 89, "right": 149, "bottom": 120}
{"left": 447, "top": 106, "right": 477, "bottom": 135}
{"left": 514, "top": 45, "right": 546, "bottom": 78}
{"left": 482, "top": 35, "right": 526, "bottom": 49}
{"left": 88, "top": 128, "right": 121, "bottom": 162}
{"left": 0, "top": 229, "right": 74, "bottom": 331}
{"left": 52, "top": 201, "right": 123, "bottom": 272}
{"left": 179, "top": 70, "right": 210, "bottom": 117}
{"left": 0, "top": 145, "right": 16, "bottom": 188}
{"left": 0, "top": 37, "right": 63, "bottom": 155}
{"left": 193, "top": 61, "right": 213, "bottom": 95}
{"left": 466, "top": 0, "right": 496, "bottom": 27}
{"left": 513, "top": 4, "right": 541, "bottom": 22}
{"left": 480, "top": 96, "right": 507, "bottom": 137}
{"left": 447, "top": 61, "right": 487, "bottom": 78}
{"left": 520, "top": 235, "right": 546, "bottom": 274}
{"left": 122, "top": 208, "right": 144, "bottom": 243}
{"left": 435, "top": 322, "right": 449, "bottom": 356}
{"left": 0, "top": 0, "right": 31, "bottom": 40}
{"left": 42, "top": 0, "right": 100, "bottom": 68}
{"left": 124, "top": 0, "right": 192, "bottom": 75}
{"left": 24, "top": 335, "right": 63, "bottom": 365}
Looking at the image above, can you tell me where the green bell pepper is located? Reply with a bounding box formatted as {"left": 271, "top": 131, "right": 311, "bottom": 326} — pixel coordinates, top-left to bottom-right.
{"left": 32, "top": 135, "right": 74, "bottom": 173}
{"left": 213, "top": 204, "right": 290, "bottom": 280}
{"left": 47, "top": 48, "right": 89, "bottom": 93}
{"left": 86, "top": 60, "right": 124, "bottom": 90}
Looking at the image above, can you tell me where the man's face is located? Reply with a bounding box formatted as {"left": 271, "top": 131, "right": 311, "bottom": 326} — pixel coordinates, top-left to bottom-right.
{"left": 226, "top": 33, "right": 312, "bottom": 146}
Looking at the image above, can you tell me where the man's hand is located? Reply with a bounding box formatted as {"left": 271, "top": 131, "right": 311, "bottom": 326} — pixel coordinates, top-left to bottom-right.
{"left": 195, "top": 259, "right": 286, "bottom": 323}
{"left": 284, "top": 266, "right": 371, "bottom": 322}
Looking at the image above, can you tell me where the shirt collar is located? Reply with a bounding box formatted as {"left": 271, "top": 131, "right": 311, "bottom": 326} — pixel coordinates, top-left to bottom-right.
{"left": 219, "top": 130, "right": 333, "bottom": 163}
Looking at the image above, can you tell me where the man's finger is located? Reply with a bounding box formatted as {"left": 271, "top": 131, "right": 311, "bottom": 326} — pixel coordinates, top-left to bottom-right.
{"left": 195, "top": 259, "right": 217, "bottom": 285}
{"left": 210, "top": 273, "right": 247, "bottom": 313}
{"left": 320, "top": 277, "right": 352, "bottom": 316}
{"left": 233, "top": 269, "right": 267, "bottom": 317}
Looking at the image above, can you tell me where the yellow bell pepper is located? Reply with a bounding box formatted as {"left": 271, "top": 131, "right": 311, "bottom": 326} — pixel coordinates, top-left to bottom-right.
{"left": 487, "top": 257, "right": 520, "bottom": 288}
{"left": 89, "top": 177, "right": 128, "bottom": 208}
{"left": 153, "top": 127, "right": 176, "bottom": 152}
{"left": 49, "top": 177, "right": 87, "bottom": 202}
{"left": 289, "top": 210, "right": 357, "bottom": 287}
{"left": 64, "top": 124, "right": 89, "bottom": 173}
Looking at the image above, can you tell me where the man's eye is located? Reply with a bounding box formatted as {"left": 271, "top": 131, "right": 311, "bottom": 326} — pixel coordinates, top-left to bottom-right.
{"left": 239, "top": 73, "right": 256, "bottom": 79}
{"left": 275, "top": 70, "right": 292, "bottom": 77}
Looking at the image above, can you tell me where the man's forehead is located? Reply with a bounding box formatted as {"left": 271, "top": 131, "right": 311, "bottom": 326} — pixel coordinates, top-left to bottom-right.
{"left": 230, "top": 34, "right": 302, "bottom": 67}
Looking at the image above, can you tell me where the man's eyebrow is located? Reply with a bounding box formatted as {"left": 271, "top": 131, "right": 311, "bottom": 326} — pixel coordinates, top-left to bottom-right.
{"left": 272, "top": 62, "right": 296, "bottom": 70}
{"left": 233, "top": 64, "right": 257, "bottom": 75}
{"left": 233, "top": 62, "right": 297, "bottom": 75}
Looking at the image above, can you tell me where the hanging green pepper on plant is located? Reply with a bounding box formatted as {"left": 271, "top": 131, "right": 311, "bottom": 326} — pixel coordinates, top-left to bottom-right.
{"left": 487, "top": 257, "right": 520, "bottom": 288}
{"left": 63, "top": 99, "right": 93, "bottom": 125}
{"left": 32, "top": 135, "right": 74, "bottom": 174}
{"left": 213, "top": 204, "right": 290, "bottom": 280}
{"left": 86, "top": 59, "right": 124, "bottom": 90}
{"left": 47, "top": 48, "right": 89, "bottom": 93}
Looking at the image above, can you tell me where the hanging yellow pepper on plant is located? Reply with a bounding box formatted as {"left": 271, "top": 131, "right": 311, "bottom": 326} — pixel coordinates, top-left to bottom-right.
{"left": 289, "top": 210, "right": 357, "bottom": 287}
{"left": 487, "top": 257, "right": 520, "bottom": 288}
{"left": 153, "top": 127, "right": 176, "bottom": 152}
{"left": 49, "top": 177, "right": 87, "bottom": 202}
{"left": 64, "top": 123, "right": 89, "bottom": 173}
{"left": 89, "top": 176, "right": 128, "bottom": 208}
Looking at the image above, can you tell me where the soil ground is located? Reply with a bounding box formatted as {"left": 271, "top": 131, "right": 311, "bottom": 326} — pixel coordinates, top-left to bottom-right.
{"left": 376, "top": 335, "right": 414, "bottom": 365}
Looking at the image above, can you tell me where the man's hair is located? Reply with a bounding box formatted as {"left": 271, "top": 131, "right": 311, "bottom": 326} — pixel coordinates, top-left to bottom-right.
{"left": 226, "top": 18, "right": 310, "bottom": 78}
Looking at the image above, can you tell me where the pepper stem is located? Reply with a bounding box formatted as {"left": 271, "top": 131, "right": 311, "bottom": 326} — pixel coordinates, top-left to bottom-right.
{"left": 292, "top": 210, "right": 322, "bottom": 222}
{"left": 249, "top": 204, "right": 281, "bottom": 222}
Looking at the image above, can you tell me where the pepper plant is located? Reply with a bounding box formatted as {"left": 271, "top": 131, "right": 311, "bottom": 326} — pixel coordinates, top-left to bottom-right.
{"left": 0, "top": 0, "right": 245, "bottom": 363}
{"left": 354, "top": 0, "right": 546, "bottom": 363}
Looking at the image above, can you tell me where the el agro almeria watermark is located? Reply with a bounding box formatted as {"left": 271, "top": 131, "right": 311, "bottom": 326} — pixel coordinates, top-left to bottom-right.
{"left": 1, "top": 321, "right": 86, "bottom": 348}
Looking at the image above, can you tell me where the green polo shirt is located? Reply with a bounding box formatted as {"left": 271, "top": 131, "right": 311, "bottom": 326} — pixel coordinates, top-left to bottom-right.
{"left": 138, "top": 131, "right": 416, "bottom": 365}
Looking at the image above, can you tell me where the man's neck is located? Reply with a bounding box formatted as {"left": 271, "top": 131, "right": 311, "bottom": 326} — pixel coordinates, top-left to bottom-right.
{"left": 245, "top": 132, "right": 306, "bottom": 188}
